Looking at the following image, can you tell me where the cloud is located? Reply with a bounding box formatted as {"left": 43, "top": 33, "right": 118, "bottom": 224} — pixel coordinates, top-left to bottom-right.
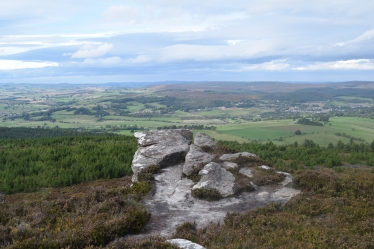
{"left": 0, "top": 60, "right": 58, "bottom": 70}
{"left": 104, "top": 5, "right": 141, "bottom": 23}
{"left": 127, "top": 40, "right": 279, "bottom": 63}
{"left": 293, "top": 59, "right": 374, "bottom": 71}
{"left": 1, "top": 1, "right": 374, "bottom": 82}
{"left": 240, "top": 60, "right": 289, "bottom": 71}
{"left": 126, "top": 55, "right": 152, "bottom": 64}
{"left": 71, "top": 44, "right": 113, "bottom": 59}
{"left": 83, "top": 57, "right": 123, "bottom": 65}
{"left": 227, "top": 40, "right": 243, "bottom": 45}
{"left": 338, "top": 29, "right": 374, "bottom": 46}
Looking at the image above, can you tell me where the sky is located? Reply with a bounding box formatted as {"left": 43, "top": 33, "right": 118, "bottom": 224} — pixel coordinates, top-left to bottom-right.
{"left": 0, "top": 0, "right": 374, "bottom": 84}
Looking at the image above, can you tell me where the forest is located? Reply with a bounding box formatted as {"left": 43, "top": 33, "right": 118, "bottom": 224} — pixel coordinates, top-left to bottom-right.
{"left": 0, "top": 132, "right": 137, "bottom": 194}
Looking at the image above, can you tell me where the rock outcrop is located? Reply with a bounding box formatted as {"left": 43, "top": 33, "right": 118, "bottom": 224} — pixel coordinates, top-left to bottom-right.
{"left": 130, "top": 130, "right": 301, "bottom": 236}
{"left": 166, "top": 239, "right": 206, "bottom": 249}
{"left": 192, "top": 162, "right": 236, "bottom": 197}
{"left": 194, "top": 132, "right": 217, "bottom": 149}
{"left": 183, "top": 144, "right": 215, "bottom": 176}
{"left": 219, "top": 152, "right": 257, "bottom": 161}
{"left": 131, "top": 129, "right": 192, "bottom": 182}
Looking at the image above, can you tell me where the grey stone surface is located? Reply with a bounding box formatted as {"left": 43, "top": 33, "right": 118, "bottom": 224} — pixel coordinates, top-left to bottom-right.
{"left": 166, "top": 239, "right": 206, "bottom": 249}
{"left": 221, "top": 161, "right": 239, "bottom": 170}
{"left": 239, "top": 167, "right": 253, "bottom": 177}
{"left": 132, "top": 129, "right": 192, "bottom": 182}
{"left": 183, "top": 144, "right": 215, "bottom": 176}
{"left": 193, "top": 162, "right": 236, "bottom": 197}
{"left": 194, "top": 132, "right": 217, "bottom": 149}
{"left": 141, "top": 163, "right": 301, "bottom": 237}
{"left": 219, "top": 152, "right": 258, "bottom": 161}
{"left": 129, "top": 129, "right": 301, "bottom": 237}
{"left": 135, "top": 129, "right": 192, "bottom": 147}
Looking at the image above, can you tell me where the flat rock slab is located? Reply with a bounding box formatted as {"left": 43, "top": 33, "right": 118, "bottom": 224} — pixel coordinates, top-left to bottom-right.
{"left": 221, "top": 161, "right": 239, "bottom": 170}
{"left": 141, "top": 164, "right": 301, "bottom": 237}
{"left": 219, "top": 152, "right": 258, "bottom": 161}
{"left": 239, "top": 167, "right": 253, "bottom": 178}
{"left": 166, "top": 239, "right": 206, "bottom": 249}
{"left": 136, "top": 129, "right": 193, "bottom": 147}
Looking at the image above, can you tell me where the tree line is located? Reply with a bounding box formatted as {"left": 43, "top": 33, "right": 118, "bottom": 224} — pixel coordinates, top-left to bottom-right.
{"left": 0, "top": 127, "right": 113, "bottom": 139}
{"left": 219, "top": 139, "right": 374, "bottom": 170}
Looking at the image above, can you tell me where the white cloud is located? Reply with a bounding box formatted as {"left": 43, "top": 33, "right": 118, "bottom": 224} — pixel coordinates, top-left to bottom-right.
{"left": 0, "top": 60, "right": 58, "bottom": 70}
{"left": 71, "top": 44, "right": 113, "bottom": 59}
{"left": 240, "top": 60, "right": 289, "bottom": 71}
{"left": 227, "top": 40, "right": 243, "bottom": 45}
{"left": 339, "top": 29, "right": 374, "bottom": 46}
{"left": 126, "top": 55, "right": 152, "bottom": 64}
{"left": 83, "top": 57, "right": 122, "bottom": 65}
{"left": 294, "top": 59, "right": 374, "bottom": 71}
{"left": 153, "top": 40, "right": 278, "bottom": 62}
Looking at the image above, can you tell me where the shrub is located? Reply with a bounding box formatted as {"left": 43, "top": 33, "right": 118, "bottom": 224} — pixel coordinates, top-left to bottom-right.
{"left": 137, "top": 165, "right": 160, "bottom": 183}
{"left": 251, "top": 167, "right": 286, "bottom": 186}
{"left": 0, "top": 178, "right": 151, "bottom": 249}
{"left": 191, "top": 188, "right": 222, "bottom": 201}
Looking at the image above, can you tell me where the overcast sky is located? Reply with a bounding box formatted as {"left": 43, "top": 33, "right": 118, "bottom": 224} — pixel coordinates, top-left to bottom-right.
{"left": 0, "top": 0, "right": 374, "bottom": 83}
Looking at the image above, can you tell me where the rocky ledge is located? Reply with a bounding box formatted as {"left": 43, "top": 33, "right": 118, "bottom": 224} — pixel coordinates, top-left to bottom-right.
{"left": 131, "top": 130, "right": 300, "bottom": 236}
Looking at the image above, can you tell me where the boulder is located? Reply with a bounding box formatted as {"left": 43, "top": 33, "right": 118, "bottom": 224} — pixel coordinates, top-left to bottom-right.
{"left": 194, "top": 132, "right": 217, "bottom": 149}
{"left": 183, "top": 144, "right": 215, "bottom": 176}
{"left": 166, "top": 239, "right": 206, "bottom": 249}
{"left": 132, "top": 129, "right": 192, "bottom": 182}
{"left": 193, "top": 162, "right": 235, "bottom": 197}
{"left": 219, "top": 152, "right": 257, "bottom": 161}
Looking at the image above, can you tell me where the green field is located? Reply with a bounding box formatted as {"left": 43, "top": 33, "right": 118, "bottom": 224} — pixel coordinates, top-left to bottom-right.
{"left": 1, "top": 84, "right": 374, "bottom": 146}
{"left": 192, "top": 117, "right": 374, "bottom": 146}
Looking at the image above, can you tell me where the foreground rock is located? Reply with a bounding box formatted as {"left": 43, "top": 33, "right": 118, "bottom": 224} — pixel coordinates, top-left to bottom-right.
{"left": 130, "top": 130, "right": 301, "bottom": 236}
{"left": 183, "top": 144, "right": 215, "bottom": 176}
{"left": 166, "top": 239, "right": 206, "bottom": 249}
{"left": 131, "top": 129, "right": 192, "bottom": 182}
{"left": 142, "top": 163, "right": 300, "bottom": 236}
{"left": 192, "top": 162, "right": 235, "bottom": 197}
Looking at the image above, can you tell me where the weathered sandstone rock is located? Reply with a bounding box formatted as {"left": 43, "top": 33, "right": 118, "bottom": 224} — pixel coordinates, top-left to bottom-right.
{"left": 221, "top": 161, "right": 239, "bottom": 170}
{"left": 183, "top": 144, "right": 215, "bottom": 176}
{"left": 194, "top": 132, "right": 217, "bottom": 149}
{"left": 193, "top": 162, "right": 235, "bottom": 197}
{"left": 131, "top": 129, "right": 192, "bottom": 182}
{"left": 239, "top": 167, "right": 253, "bottom": 178}
{"left": 130, "top": 129, "right": 301, "bottom": 237}
{"left": 219, "top": 152, "right": 257, "bottom": 161}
